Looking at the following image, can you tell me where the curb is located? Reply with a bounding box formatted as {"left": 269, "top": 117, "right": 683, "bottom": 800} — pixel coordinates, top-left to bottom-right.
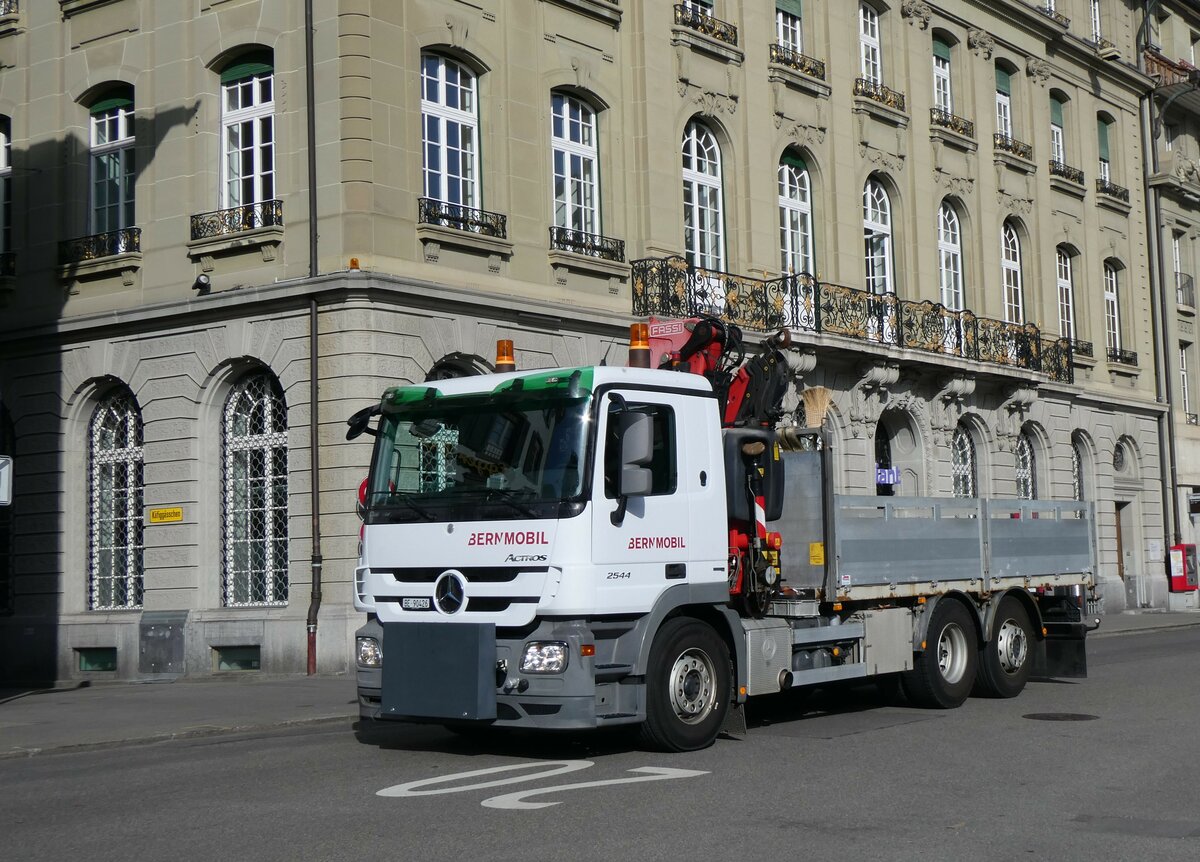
{"left": 1090, "top": 621, "right": 1200, "bottom": 639}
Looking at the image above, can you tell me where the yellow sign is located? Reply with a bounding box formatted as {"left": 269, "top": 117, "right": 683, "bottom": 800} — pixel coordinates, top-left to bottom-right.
{"left": 149, "top": 507, "right": 184, "bottom": 524}
{"left": 809, "top": 542, "right": 826, "bottom": 566}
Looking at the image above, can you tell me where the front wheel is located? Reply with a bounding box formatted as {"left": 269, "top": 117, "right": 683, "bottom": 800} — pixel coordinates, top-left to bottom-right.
{"left": 902, "top": 599, "right": 978, "bottom": 709}
{"left": 640, "top": 618, "right": 731, "bottom": 752}
{"left": 974, "top": 595, "right": 1034, "bottom": 698}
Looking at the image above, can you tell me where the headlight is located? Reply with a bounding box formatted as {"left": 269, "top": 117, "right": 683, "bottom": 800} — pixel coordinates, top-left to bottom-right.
{"left": 520, "top": 641, "right": 569, "bottom": 674}
{"left": 356, "top": 637, "right": 382, "bottom": 668}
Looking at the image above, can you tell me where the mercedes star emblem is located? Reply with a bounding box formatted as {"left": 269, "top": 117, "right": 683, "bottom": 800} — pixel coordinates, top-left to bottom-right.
{"left": 434, "top": 572, "right": 466, "bottom": 614}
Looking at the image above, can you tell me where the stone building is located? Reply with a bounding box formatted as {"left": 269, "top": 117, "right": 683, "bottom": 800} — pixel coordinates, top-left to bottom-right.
{"left": 0, "top": 0, "right": 1179, "bottom": 682}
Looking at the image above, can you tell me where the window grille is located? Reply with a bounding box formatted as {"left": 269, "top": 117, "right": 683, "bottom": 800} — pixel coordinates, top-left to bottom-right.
{"left": 952, "top": 426, "right": 976, "bottom": 498}
{"left": 89, "top": 392, "right": 144, "bottom": 610}
{"left": 1015, "top": 434, "right": 1036, "bottom": 500}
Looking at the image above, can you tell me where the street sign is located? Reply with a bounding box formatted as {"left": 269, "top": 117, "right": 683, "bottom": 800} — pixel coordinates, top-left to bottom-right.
{"left": 0, "top": 455, "right": 11, "bottom": 506}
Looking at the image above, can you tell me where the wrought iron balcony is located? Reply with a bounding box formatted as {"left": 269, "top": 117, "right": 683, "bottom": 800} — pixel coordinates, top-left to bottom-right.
{"left": 418, "top": 198, "right": 507, "bottom": 239}
{"left": 769, "top": 43, "right": 826, "bottom": 80}
{"left": 1071, "top": 339, "right": 1094, "bottom": 358}
{"left": 1107, "top": 347, "right": 1138, "bottom": 366}
{"left": 854, "top": 79, "right": 907, "bottom": 112}
{"left": 1178, "top": 272, "right": 1195, "bottom": 307}
{"left": 673, "top": 4, "right": 737, "bottom": 46}
{"left": 1096, "top": 178, "right": 1130, "bottom": 202}
{"left": 549, "top": 226, "right": 625, "bottom": 262}
{"left": 0, "top": 1, "right": 17, "bottom": 15}
{"left": 59, "top": 227, "right": 141, "bottom": 263}
{"left": 1049, "top": 160, "right": 1085, "bottom": 184}
{"left": 190, "top": 200, "right": 283, "bottom": 241}
{"left": 1036, "top": 4, "right": 1070, "bottom": 27}
{"left": 630, "top": 255, "right": 1073, "bottom": 384}
{"left": 994, "top": 133, "right": 1033, "bottom": 160}
{"left": 1187, "top": 413, "right": 1199, "bottom": 426}
{"left": 930, "top": 108, "right": 975, "bottom": 138}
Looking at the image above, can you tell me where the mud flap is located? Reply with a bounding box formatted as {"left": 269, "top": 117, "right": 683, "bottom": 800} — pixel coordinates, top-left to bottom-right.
{"left": 719, "top": 701, "right": 747, "bottom": 740}
{"left": 382, "top": 622, "right": 498, "bottom": 720}
{"left": 1031, "top": 622, "right": 1088, "bottom": 679}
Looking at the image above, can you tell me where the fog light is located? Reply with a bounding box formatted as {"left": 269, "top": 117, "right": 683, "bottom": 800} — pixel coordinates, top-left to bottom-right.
{"left": 357, "top": 637, "right": 382, "bottom": 668}
{"left": 520, "top": 641, "right": 568, "bottom": 674}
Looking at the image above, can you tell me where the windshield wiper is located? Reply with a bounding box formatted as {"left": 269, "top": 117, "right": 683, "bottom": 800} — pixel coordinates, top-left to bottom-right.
{"left": 483, "top": 488, "right": 540, "bottom": 518}
{"left": 391, "top": 494, "right": 436, "bottom": 521}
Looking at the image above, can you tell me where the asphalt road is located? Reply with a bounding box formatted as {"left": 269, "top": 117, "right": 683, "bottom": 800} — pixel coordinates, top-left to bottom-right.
{"left": 5, "top": 629, "right": 1200, "bottom": 862}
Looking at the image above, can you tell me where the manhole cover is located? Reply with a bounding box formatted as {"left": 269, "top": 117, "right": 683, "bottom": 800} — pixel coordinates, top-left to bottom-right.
{"left": 1022, "top": 713, "right": 1099, "bottom": 722}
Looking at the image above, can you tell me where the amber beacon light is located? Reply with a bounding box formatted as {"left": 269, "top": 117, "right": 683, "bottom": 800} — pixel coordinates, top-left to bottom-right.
{"left": 495, "top": 339, "right": 516, "bottom": 372}
{"left": 628, "top": 323, "right": 651, "bottom": 368}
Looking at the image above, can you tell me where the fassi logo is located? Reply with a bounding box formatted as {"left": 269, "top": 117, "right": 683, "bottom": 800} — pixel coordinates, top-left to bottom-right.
{"left": 627, "top": 536, "right": 687, "bottom": 550}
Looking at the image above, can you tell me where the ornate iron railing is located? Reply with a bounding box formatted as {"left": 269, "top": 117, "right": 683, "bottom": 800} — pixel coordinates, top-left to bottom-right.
{"left": 0, "top": 1, "right": 17, "bottom": 16}
{"left": 1178, "top": 272, "right": 1195, "bottom": 307}
{"left": 418, "top": 198, "right": 507, "bottom": 239}
{"left": 854, "top": 78, "right": 907, "bottom": 112}
{"left": 1036, "top": 4, "right": 1070, "bottom": 27}
{"left": 1093, "top": 37, "right": 1116, "bottom": 54}
{"left": 60, "top": 227, "right": 142, "bottom": 263}
{"left": 769, "top": 43, "right": 826, "bottom": 80}
{"left": 930, "top": 108, "right": 975, "bottom": 138}
{"left": 1144, "top": 49, "right": 1196, "bottom": 87}
{"left": 191, "top": 200, "right": 283, "bottom": 241}
{"left": 549, "top": 226, "right": 625, "bottom": 262}
{"left": 630, "top": 256, "right": 1073, "bottom": 383}
{"left": 1096, "top": 178, "right": 1130, "bottom": 202}
{"left": 994, "top": 133, "right": 1034, "bottom": 160}
{"left": 1107, "top": 347, "right": 1138, "bottom": 366}
{"left": 0, "top": 251, "right": 13, "bottom": 277}
{"left": 673, "top": 4, "right": 737, "bottom": 46}
{"left": 1072, "top": 339, "right": 1094, "bottom": 358}
{"left": 1188, "top": 413, "right": 1199, "bottom": 426}
{"left": 1049, "top": 160, "right": 1085, "bottom": 184}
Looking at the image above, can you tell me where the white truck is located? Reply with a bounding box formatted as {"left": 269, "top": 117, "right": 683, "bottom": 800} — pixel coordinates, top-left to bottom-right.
{"left": 349, "top": 322, "right": 1096, "bottom": 751}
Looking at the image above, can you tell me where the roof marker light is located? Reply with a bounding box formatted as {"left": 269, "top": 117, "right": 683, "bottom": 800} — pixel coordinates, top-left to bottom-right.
{"left": 495, "top": 339, "right": 516, "bottom": 372}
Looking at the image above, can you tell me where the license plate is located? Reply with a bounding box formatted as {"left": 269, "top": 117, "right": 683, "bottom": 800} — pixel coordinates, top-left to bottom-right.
{"left": 401, "top": 597, "right": 431, "bottom": 611}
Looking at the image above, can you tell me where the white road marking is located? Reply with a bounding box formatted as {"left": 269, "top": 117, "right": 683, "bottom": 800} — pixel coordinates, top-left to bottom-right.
{"left": 480, "top": 766, "right": 710, "bottom": 810}
{"left": 376, "top": 760, "right": 593, "bottom": 797}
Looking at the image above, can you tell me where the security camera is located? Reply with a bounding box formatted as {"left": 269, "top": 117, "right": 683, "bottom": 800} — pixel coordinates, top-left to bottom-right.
{"left": 192, "top": 274, "right": 211, "bottom": 295}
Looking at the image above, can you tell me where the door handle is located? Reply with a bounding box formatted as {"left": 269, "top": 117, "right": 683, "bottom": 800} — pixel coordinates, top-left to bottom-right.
{"left": 665, "top": 563, "right": 686, "bottom": 580}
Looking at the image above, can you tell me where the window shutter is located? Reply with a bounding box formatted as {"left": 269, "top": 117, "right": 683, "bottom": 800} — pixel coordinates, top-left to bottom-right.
{"left": 1050, "top": 97, "right": 1065, "bottom": 127}
{"left": 933, "top": 38, "right": 951, "bottom": 62}
{"left": 1098, "top": 119, "right": 1111, "bottom": 160}
{"left": 996, "top": 67, "right": 1012, "bottom": 95}
{"left": 221, "top": 55, "right": 274, "bottom": 85}
{"left": 777, "top": 0, "right": 804, "bottom": 16}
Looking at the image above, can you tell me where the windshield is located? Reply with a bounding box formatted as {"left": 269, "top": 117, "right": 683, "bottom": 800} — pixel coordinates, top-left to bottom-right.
{"left": 366, "top": 389, "right": 592, "bottom": 523}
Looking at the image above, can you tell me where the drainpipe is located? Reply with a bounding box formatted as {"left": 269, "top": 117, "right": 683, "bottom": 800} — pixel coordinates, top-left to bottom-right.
{"left": 304, "top": 0, "right": 323, "bottom": 675}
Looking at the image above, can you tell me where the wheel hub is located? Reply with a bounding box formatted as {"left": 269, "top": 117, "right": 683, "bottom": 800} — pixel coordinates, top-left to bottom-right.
{"left": 937, "top": 622, "right": 969, "bottom": 684}
{"left": 996, "top": 618, "right": 1028, "bottom": 674}
{"left": 670, "top": 649, "right": 715, "bottom": 725}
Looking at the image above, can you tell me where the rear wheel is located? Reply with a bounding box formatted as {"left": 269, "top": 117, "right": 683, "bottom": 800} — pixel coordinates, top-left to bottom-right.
{"left": 640, "top": 618, "right": 731, "bottom": 752}
{"left": 974, "top": 595, "right": 1034, "bottom": 698}
{"left": 902, "top": 599, "right": 978, "bottom": 709}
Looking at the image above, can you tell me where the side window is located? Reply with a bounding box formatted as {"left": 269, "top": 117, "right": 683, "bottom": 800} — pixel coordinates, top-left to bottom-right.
{"left": 604, "top": 402, "right": 677, "bottom": 499}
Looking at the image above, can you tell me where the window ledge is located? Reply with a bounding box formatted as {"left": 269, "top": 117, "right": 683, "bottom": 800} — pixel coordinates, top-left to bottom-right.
{"left": 548, "top": 248, "right": 630, "bottom": 279}
{"left": 0, "top": 8, "right": 22, "bottom": 38}
{"left": 1097, "top": 192, "right": 1132, "bottom": 215}
{"left": 670, "top": 27, "right": 744, "bottom": 65}
{"left": 186, "top": 224, "right": 283, "bottom": 259}
{"left": 58, "top": 251, "right": 142, "bottom": 282}
{"left": 1108, "top": 364, "right": 1140, "bottom": 383}
{"left": 852, "top": 96, "right": 909, "bottom": 128}
{"left": 417, "top": 223, "right": 515, "bottom": 258}
{"left": 1049, "top": 175, "right": 1087, "bottom": 199}
{"left": 994, "top": 150, "right": 1037, "bottom": 174}
{"left": 930, "top": 126, "right": 977, "bottom": 153}
{"left": 767, "top": 64, "right": 831, "bottom": 100}
{"left": 541, "top": 0, "right": 621, "bottom": 26}
{"left": 60, "top": 0, "right": 122, "bottom": 17}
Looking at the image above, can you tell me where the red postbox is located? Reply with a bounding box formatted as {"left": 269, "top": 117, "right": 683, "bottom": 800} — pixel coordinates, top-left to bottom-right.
{"left": 1168, "top": 543, "right": 1198, "bottom": 592}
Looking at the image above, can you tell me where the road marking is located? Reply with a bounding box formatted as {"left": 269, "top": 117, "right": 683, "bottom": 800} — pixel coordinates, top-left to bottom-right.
{"left": 377, "top": 760, "right": 592, "bottom": 797}
{"left": 480, "top": 766, "right": 709, "bottom": 810}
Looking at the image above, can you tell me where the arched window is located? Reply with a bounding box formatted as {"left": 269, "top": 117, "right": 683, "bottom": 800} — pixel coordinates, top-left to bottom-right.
{"left": 1015, "top": 433, "right": 1036, "bottom": 500}
{"left": 778, "top": 151, "right": 814, "bottom": 275}
{"left": 89, "top": 390, "right": 144, "bottom": 610}
{"left": 222, "top": 372, "right": 289, "bottom": 607}
{"left": 952, "top": 425, "right": 976, "bottom": 498}
{"left": 859, "top": 3, "right": 882, "bottom": 85}
{"left": 1056, "top": 247, "right": 1075, "bottom": 339}
{"left": 89, "top": 86, "right": 136, "bottom": 237}
{"left": 1104, "top": 262, "right": 1121, "bottom": 352}
{"left": 550, "top": 92, "right": 599, "bottom": 237}
{"left": 682, "top": 120, "right": 724, "bottom": 271}
{"left": 1002, "top": 221, "right": 1023, "bottom": 323}
{"left": 863, "top": 178, "right": 893, "bottom": 295}
{"left": 1072, "top": 435, "right": 1086, "bottom": 501}
{"left": 937, "top": 201, "right": 963, "bottom": 310}
{"left": 221, "top": 52, "right": 275, "bottom": 210}
{"left": 421, "top": 53, "right": 479, "bottom": 209}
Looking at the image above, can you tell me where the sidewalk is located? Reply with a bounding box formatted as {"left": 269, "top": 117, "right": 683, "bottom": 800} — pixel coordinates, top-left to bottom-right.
{"left": 2, "top": 610, "right": 1199, "bottom": 760}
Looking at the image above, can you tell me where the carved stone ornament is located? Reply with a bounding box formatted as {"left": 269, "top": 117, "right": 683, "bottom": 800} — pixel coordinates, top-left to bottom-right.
{"left": 997, "top": 191, "right": 1033, "bottom": 215}
{"left": 930, "top": 374, "right": 976, "bottom": 447}
{"left": 859, "top": 142, "right": 905, "bottom": 173}
{"left": 1173, "top": 153, "right": 1200, "bottom": 184}
{"left": 995, "top": 384, "right": 1038, "bottom": 450}
{"left": 786, "top": 122, "right": 826, "bottom": 148}
{"left": 934, "top": 169, "right": 975, "bottom": 197}
{"left": 1025, "top": 58, "right": 1052, "bottom": 86}
{"left": 848, "top": 361, "right": 900, "bottom": 438}
{"left": 445, "top": 14, "right": 469, "bottom": 49}
{"left": 901, "top": 0, "right": 933, "bottom": 29}
{"left": 570, "top": 56, "right": 593, "bottom": 91}
{"left": 694, "top": 89, "right": 737, "bottom": 117}
{"left": 968, "top": 28, "right": 995, "bottom": 60}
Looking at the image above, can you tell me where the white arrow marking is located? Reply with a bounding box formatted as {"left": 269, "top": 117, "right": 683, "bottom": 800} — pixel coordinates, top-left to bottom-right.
{"left": 480, "top": 766, "right": 710, "bottom": 810}
{"left": 377, "top": 760, "right": 593, "bottom": 797}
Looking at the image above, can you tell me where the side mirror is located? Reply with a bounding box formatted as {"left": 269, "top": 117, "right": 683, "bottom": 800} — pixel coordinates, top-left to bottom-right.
{"left": 346, "top": 405, "right": 380, "bottom": 441}
{"left": 616, "top": 412, "right": 654, "bottom": 498}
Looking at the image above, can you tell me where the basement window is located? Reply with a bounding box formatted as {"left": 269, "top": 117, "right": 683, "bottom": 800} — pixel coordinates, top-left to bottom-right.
{"left": 213, "top": 645, "right": 261, "bottom": 672}
{"left": 77, "top": 647, "right": 118, "bottom": 672}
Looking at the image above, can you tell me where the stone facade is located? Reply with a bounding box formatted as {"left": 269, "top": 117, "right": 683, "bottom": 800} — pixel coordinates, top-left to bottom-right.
{"left": 0, "top": 0, "right": 1180, "bottom": 682}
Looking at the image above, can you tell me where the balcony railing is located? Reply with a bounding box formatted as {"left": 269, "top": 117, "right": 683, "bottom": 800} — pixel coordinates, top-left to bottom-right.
{"left": 854, "top": 78, "right": 907, "bottom": 112}
{"left": 930, "top": 108, "right": 975, "bottom": 138}
{"left": 1144, "top": 49, "right": 1200, "bottom": 88}
{"left": 1178, "top": 272, "right": 1195, "bottom": 307}
{"left": 0, "top": 1, "right": 17, "bottom": 15}
{"left": 549, "top": 226, "right": 625, "bottom": 262}
{"left": 673, "top": 3, "right": 737, "bottom": 46}
{"left": 1071, "top": 339, "right": 1094, "bottom": 358}
{"left": 769, "top": 43, "right": 826, "bottom": 80}
{"left": 1096, "top": 178, "right": 1130, "bottom": 202}
{"left": 1187, "top": 413, "right": 1199, "bottom": 426}
{"left": 1049, "top": 160, "right": 1085, "bottom": 184}
{"left": 59, "top": 227, "right": 141, "bottom": 263}
{"left": 418, "top": 198, "right": 507, "bottom": 239}
{"left": 1107, "top": 347, "right": 1138, "bottom": 366}
{"left": 993, "top": 133, "right": 1034, "bottom": 160}
{"left": 1036, "top": 4, "right": 1070, "bottom": 27}
{"left": 630, "top": 256, "right": 1073, "bottom": 384}
{"left": 190, "top": 200, "right": 283, "bottom": 241}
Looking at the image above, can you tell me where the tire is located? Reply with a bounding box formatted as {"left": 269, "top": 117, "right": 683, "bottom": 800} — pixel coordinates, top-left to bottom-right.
{"left": 973, "top": 595, "right": 1034, "bottom": 698}
{"left": 902, "top": 599, "right": 978, "bottom": 709}
{"left": 639, "top": 617, "right": 731, "bottom": 752}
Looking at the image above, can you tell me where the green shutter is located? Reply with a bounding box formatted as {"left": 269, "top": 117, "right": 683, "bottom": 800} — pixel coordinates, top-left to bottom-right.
{"left": 220, "top": 54, "right": 273, "bottom": 84}
{"left": 1098, "top": 119, "right": 1111, "bottom": 160}
{"left": 90, "top": 96, "right": 132, "bottom": 114}
{"left": 782, "top": 151, "right": 808, "bottom": 172}
{"left": 777, "top": 0, "right": 804, "bottom": 17}
{"left": 933, "top": 38, "right": 951, "bottom": 62}
{"left": 1050, "top": 97, "right": 1064, "bottom": 126}
{"left": 996, "top": 67, "right": 1011, "bottom": 95}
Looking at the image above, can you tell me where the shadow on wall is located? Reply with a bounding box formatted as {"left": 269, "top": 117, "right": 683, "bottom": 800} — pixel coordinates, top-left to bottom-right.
{"left": 0, "top": 103, "right": 200, "bottom": 685}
